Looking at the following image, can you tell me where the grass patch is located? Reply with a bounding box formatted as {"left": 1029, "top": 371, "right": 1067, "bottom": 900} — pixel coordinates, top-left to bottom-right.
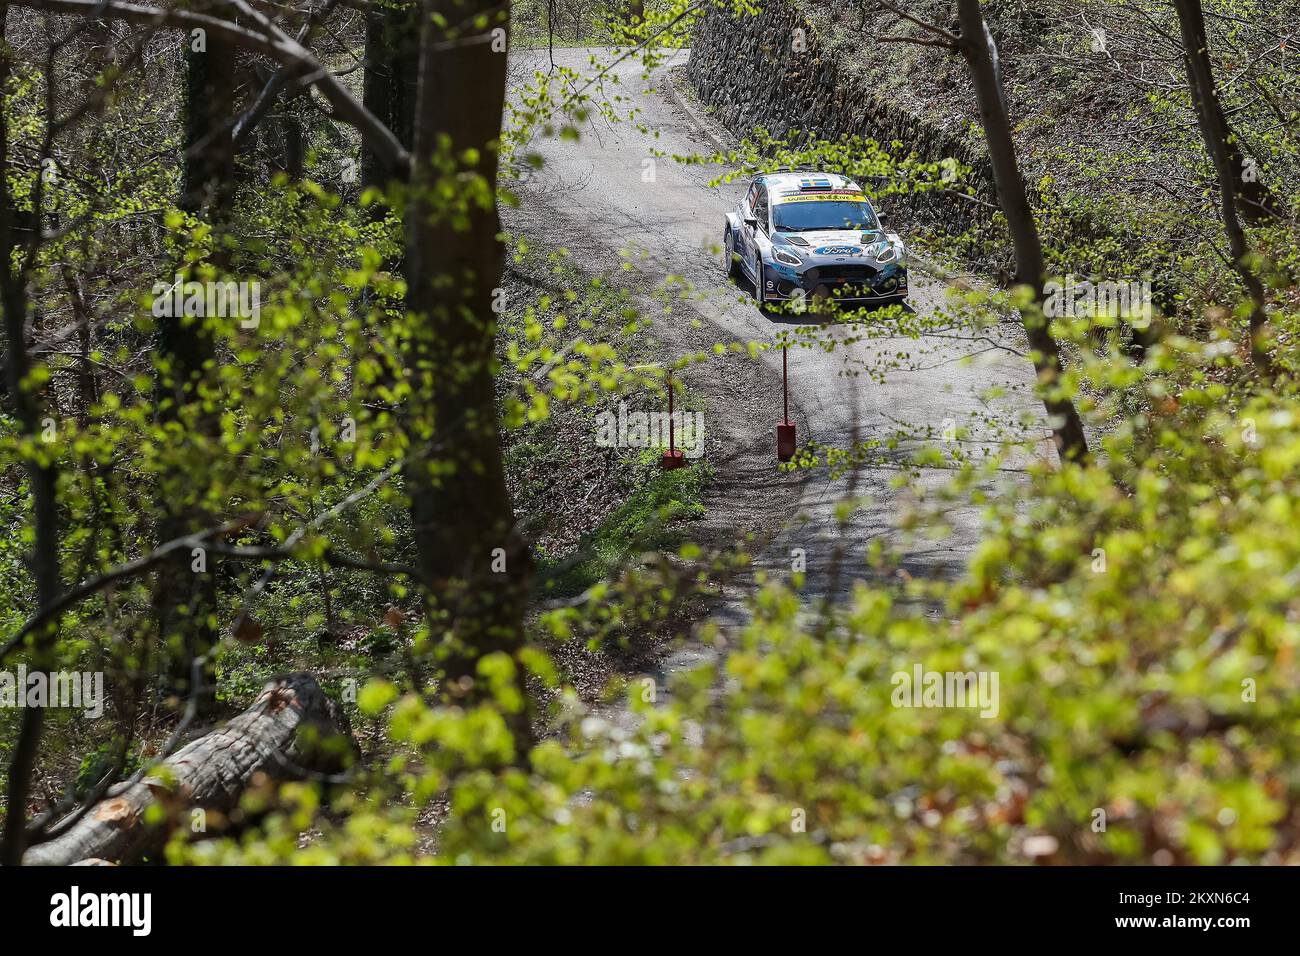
{"left": 539, "top": 451, "right": 710, "bottom": 596}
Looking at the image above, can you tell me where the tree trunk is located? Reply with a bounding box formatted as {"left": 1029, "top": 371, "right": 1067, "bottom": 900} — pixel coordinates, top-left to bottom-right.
{"left": 1223, "top": 124, "right": 1278, "bottom": 225}
{"left": 0, "top": 5, "right": 64, "bottom": 867}
{"left": 362, "top": 7, "right": 394, "bottom": 193}
{"left": 156, "top": 6, "right": 237, "bottom": 707}
{"left": 362, "top": 0, "right": 419, "bottom": 193}
{"left": 403, "top": 0, "right": 534, "bottom": 750}
{"left": 181, "top": 10, "right": 235, "bottom": 216}
{"left": 21, "top": 673, "right": 353, "bottom": 865}
{"left": 955, "top": 0, "right": 1089, "bottom": 463}
{"left": 1172, "top": 0, "right": 1275, "bottom": 378}
{"left": 277, "top": 112, "right": 304, "bottom": 182}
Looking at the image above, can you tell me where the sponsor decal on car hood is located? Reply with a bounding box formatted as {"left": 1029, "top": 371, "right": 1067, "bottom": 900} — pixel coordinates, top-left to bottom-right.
{"left": 778, "top": 230, "right": 896, "bottom": 262}
{"left": 780, "top": 229, "right": 878, "bottom": 246}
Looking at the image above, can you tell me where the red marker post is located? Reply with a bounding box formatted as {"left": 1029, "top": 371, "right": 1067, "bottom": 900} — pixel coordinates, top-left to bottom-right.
{"left": 661, "top": 366, "right": 686, "bottom": 470}
{"left": 777, "top": 344, "right": 796, "bottom": 462}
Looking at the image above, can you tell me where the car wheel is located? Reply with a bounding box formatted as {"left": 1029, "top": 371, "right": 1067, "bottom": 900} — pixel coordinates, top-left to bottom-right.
{"left": 752, "top": 254, "right": 765, "bottom": 305}
{"left": 723, "top": 227, "right": 740, "bottom": 279}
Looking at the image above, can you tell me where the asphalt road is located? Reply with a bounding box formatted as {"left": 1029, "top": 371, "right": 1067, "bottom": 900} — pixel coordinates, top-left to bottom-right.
{"left": 510, "top": 46, "right": 1051, "bottom": 611}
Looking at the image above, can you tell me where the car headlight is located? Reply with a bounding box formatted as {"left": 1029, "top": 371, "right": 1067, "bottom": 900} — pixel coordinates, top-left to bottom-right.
{"left": 876, "top": 244, "right": 898, "bottom": 263}
{"left": 772, "top": 248, "right": 802, "bottom": 267}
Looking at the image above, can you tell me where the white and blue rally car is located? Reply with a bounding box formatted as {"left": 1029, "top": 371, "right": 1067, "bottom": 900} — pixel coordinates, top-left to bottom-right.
{"left": 723, "top": 172, "right": 907, "bottom": 310}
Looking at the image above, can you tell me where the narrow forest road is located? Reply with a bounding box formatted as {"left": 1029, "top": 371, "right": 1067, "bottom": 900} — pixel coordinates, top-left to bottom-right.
{"left": 509, "top": 47, "right": 1051, "bottom": 674}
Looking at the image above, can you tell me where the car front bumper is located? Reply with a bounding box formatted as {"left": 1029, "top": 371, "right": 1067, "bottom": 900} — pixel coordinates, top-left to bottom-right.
{"left": 761, "top": 259, "right": 908, "bottom": 304}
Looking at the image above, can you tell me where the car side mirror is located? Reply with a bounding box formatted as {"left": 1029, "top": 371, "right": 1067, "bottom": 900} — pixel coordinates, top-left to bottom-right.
{"left": 877, "top": 212, "right": 890, "bottom": 226}
{"left": 744, "top": 216, "right": 758, "bottom": 231}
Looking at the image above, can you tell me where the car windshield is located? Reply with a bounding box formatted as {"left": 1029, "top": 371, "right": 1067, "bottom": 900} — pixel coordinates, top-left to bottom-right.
{"left": 773, "top": 198, "right": 879, "bottom": 232}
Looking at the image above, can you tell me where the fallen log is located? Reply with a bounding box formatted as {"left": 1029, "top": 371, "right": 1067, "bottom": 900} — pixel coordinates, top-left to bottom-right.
{"left": 23, "top": 672, "right": 353, "bottom": 865}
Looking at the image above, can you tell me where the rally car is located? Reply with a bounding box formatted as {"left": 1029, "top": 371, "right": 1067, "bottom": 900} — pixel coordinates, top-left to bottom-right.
{"left": 723, "top": 172, "right": 907, "bottom": 310}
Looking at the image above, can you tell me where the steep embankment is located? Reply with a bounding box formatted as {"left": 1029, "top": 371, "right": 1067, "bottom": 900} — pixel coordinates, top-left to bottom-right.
{"left": 685, "top": 0, "right": 996, "bottom": 261}
{"left": 683, "top": 0, "right": 1274, "bottom": 304}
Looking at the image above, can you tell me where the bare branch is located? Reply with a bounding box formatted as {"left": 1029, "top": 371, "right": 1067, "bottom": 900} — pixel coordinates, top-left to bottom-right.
{"left": 5, "top": 0, "right": 410, "bottom": 174}
{"left": 0, "top": 515, "right": 261, "bottom": 667}
{"left": 876, "top": 0, "right": 963, "bottom": 48}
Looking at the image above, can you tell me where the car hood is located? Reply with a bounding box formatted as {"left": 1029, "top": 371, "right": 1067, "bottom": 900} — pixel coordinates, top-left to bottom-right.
{"left": 774, "top": 229, "right": 899, "bottom": 263}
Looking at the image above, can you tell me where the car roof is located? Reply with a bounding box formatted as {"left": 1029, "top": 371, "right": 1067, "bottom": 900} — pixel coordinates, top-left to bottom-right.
{"left": 758, "top": 172, "right": 862, "bottom": 193}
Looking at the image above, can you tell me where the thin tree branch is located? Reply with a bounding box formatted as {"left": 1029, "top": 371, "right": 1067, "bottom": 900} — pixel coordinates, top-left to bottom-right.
{"left": 0, "top": 515, "right": 261, "bottom": 666}
{"left": 6, "top": 0, "right": 410, "bottom": 174}
{"left": 876, "top": 0, "right": 963, "bottom": 47}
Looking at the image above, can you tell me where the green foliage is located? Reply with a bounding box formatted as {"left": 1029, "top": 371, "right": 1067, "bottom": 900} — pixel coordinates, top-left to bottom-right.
{"left": 180, "top": 341, "right": 1300, "bottom": 863}
{"left": 5, "top": 0, "right": 1300, "bottom": 869}
{"left": 540, "top": 454, "right": 709, "bottom": 595}
{"left": 75, "top": 739, "right": 142, "bottom": 797}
